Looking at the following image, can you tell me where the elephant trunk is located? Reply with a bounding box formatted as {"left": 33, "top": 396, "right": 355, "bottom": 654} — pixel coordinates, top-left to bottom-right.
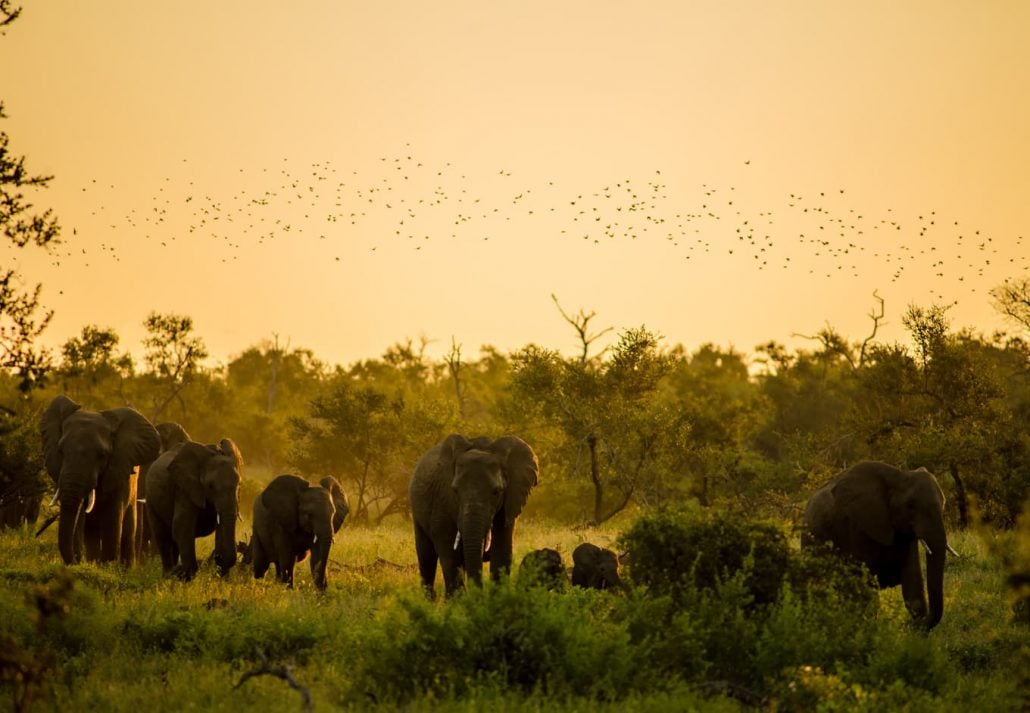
{"left": 57, "top": 489, "right": 86, "bottom": 564}
{"left": 924, "top": 541, "right": 946, "bottom": 630}
{"left": 459, "top": 509, "right": 491, "bottom": 586}
{"left": 309, "top": 524, "right": 334, "bottom": 590}
{"left": 213, "top": 498, "right": 238, "bottom": 575}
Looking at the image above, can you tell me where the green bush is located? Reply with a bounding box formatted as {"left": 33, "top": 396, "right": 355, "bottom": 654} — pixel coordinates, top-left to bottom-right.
{"left": 619, "top": 508, "right": 792, "bottom": 608}
{"left": 354, "top": 581, "right": 639, "bottom": 703}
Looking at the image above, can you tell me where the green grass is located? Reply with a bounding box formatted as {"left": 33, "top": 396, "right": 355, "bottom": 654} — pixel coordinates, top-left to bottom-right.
{"left": 0, "top": 518, "right": 1026, "bottom": 712}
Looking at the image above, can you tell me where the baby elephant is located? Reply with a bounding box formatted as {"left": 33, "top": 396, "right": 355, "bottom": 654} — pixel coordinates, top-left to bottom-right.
{"left": 251, "top": 475, "right": 349, "bottom": 590}
{"left": 572, "top": 543, "right": 624, "bottom": 591}
{"left": 519, "top": 548, "right": 567, "bottom": 589}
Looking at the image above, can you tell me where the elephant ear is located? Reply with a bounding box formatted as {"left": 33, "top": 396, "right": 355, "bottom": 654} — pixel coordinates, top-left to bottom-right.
{"left": 440, "top": 434, "right": 474, "bottom": 465}
{"left": 101, "top": 407, "right": 161, "bottom": 495}
{"left": 262, "top": 475, "right": 309, "bottom": 531}
{"left": 41, "top": 395, "right": 81, "bottom": 483}
{"left": 832, "top": 465, "right": 895, "bottom": 546}
{"left": 156, "top": 422, "right": 191, "bottom": 450}
{"left": 218, "top": 438, "right": 244, "bottom": 474}
{"left": 493, "top": 436, "right": 539, "bottom": 527}
{"left": 167, "top": 441, "right": 216, "bottom": 508}
{"left": 319, "top": 476, "right": 350, "bottom": 532}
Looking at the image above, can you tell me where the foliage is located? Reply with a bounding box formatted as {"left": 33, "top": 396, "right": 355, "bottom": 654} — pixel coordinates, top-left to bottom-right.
{"left": 619, "top": 508, "right": 796, "bottom": 608}
{"left": 140, "top": 312, "right": 210, "bottom": 421}
{"left": 0, "top": 519, "right": 1026, "bottom": 711}
{"left": 511, "top": 326, "right": 689, "bottom": 524}
{"left": 0, "top": 405, "right": 47, "bottom": 528}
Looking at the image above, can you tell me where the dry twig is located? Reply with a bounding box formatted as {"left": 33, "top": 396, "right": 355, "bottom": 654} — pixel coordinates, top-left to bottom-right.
{"left": 234, "top": 650, "right": 312, "bottom": 712}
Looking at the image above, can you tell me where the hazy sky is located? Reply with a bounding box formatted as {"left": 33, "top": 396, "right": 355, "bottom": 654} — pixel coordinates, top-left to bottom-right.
{"left": 2, "top": 2, "right": 1028, "bottom": 367}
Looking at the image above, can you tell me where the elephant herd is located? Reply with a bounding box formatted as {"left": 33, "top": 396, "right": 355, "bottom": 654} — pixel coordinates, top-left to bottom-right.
{"left": 39, "top": 395, "right": 348, "bottom": 589}
{"left": 37, "top": 395, "right": 958, "bottom": 628}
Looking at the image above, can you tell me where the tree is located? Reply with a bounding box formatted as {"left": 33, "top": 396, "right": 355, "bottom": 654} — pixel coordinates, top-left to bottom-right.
{"left": 289, "top": 375, "right": 451, "bottom": 525}
{"left": 511, "top": 326, "right": 685, "bottom": 525}
{"left": 142, "top": 312, "right": 208, "bottom": 421}
{"left": 991, "top": 278, "right": 1030, "bottom": 335}
{"left": 0, "top": 4, "right": 61, "bottom": 395}
{"left": 223, "top": 338, "right": 325, "bottom": 471}
{"left": 57, "top": 325, "right": 133, "bottom": 402}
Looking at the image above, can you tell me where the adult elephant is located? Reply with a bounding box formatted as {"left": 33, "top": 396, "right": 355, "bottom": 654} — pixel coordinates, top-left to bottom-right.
{"left": 251, "top": 474, "right": 349, "bottom": 589}
{"left": 803, "top": 461, "right": 959, "bottom": 630}
{"left": 409, "top": 434, "right": 539, "bottom": 597}
{"left": 135, "top": 422, "right": 191, "bottom": 560}
{"left": 41, "top": 395, "right": 160, "bottom": 565}
{"left": 146, "top": 438, "right": 243, "bottom": 580}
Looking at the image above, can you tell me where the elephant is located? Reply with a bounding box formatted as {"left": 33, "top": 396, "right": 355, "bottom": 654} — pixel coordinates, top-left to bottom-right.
{"left": 803, "top": 460, "right": 959, "bottom": 629}
{"left": 145, "top": 438, "right": 243, "bottom": 580}
{"left": 136, "top": 421, "right": 191, "bottom": 560}
{"left": 518, "top": 547, "right": 566, "bottom": 589}
{"left": 41, "top": 395, "right": 161, "bottom": 565}
{"left": 572, "top": 543, "right": 624, "bottom": 591}
{"left": 409, "top": 434, "right": 539, "bottom": 597}
{"left": 251, "top": 474, "right": 349, "bottom": 589}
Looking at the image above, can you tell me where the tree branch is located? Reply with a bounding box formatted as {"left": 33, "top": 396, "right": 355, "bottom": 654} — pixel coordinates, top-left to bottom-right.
{"left": 234, "top": 650, "right": 312, "bottom": 712}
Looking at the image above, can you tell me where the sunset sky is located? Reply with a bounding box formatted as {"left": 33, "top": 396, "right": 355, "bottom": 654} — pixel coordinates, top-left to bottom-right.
{"left": 2, "top": 2, "right": 1028, "bottom": 367}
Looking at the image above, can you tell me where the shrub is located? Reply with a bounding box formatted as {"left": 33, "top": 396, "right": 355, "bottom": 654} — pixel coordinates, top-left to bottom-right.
{"left": 353, "top": 581, "right": 638, "bottom": 704}
{"left": 619, "top": 508, "right": 792, "bottom": 608}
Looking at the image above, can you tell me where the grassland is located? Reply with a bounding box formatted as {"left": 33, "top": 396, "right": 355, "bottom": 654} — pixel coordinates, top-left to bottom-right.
{"left": 0, "top": 515, "right": 1027, "bottom": 712}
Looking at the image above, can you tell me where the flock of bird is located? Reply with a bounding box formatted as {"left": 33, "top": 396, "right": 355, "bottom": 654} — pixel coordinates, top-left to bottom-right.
{"left": 36, "top": 148, "right": 1029, "bottom": 303}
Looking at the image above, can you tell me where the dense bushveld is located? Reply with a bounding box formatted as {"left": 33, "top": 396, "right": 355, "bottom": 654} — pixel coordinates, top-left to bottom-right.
{"left": 1, "top": 299, "right": 1030, "bottom": 709}
{"left": 1, "top": 509, "right": 1028, "bottom": 712}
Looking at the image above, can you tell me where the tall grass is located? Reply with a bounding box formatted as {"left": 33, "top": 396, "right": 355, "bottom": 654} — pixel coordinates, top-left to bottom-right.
{"left": 0, "top": 517, "right": 1026, "bottom": 711}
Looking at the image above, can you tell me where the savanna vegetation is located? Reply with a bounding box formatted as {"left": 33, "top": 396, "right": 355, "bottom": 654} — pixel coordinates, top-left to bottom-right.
{"left": 2, "top": 5, "right": 1030, "bottom": 709}
{"left": 0, "top": 290, "right": 1028, "bottom": 711}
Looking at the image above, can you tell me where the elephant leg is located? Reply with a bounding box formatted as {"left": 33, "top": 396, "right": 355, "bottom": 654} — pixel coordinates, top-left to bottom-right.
{"left": 101, "top": 499, "right": 125, "bottom": 563}
{"left": 439, "top": 550, "right": 463, "bottom": 597}
{"left": 900, "top": 540, "right": 928, "bottom": 621}
{"left": 413, "top": 523, "right": 438, "bottom": 596}
{"left": 488, "top": 516, "right": 514, "bottom": 581}
{"left": 84, "top": 510, "right": 103, "bottom": 561}
{"left": 252, "top": 536, "right": 270, "bottom": 580}
{"left": 148, "top": 509, "right": 176, "bottom": 574}
{"left": 271, "top": 530, "right": 295, "bottom": 587}
{"left": 120, "top": 500, "right": 136, "bottom": 567}
{"left": 172, "top": 508, "right": 199, "bottom": 580}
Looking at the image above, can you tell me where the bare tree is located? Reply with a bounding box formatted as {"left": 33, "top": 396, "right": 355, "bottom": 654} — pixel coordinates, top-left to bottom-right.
{"left": 991, "top": 278, "right": 1030, "bottom": 334}
{"left": 551, "top": 294, "right": 613, "bottom": 366}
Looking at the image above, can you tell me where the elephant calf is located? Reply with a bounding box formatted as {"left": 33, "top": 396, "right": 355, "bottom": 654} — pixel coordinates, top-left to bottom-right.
{"left": 572, "top": 543, "right": 624, "bottom": 591}
{"left": 518, "top": 547, "right": 566, "bottom": 589}
{"left": 251, "top": 475, "right": 349, "bottom": 590}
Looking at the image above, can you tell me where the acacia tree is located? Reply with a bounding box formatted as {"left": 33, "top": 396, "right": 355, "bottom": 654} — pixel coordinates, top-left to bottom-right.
{"left": 57, "top": 325, "right": 133, "bottom": 403}
{"left": 0, "top": 5, "right": 61, "bottom": 394}
{"left": 511, "top": 326, "right": 686, "bottom": 525}
{"left": 289, "top": 344, "right": 456, "bottom": 525}
{"left": 142, "top": 312, "right": 208, "bottom": 421}
{"left": 991, "top": 277, "right": 1030, "bottom": 335}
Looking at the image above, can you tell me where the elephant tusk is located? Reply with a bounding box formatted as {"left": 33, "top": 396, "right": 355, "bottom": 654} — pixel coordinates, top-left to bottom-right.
{"left": 312, "top": 535, "right": 318, "bottom": 545}
{"left": 85, "top": 489, "right": 96, "bottom": 514}
{"left": 453, "top": 532, "right": 461, "bottom": 551}
{"left": 920, "top": 540, "right": 933, "bottom": 556}
{"left": 947, "top": 543, "right": 961, "bottom": 557}
{"left": 49, "top": 488, "right": 60, "bottom": 507}
{"left": 216, "top": 513, "right": 221, "bottom": 526}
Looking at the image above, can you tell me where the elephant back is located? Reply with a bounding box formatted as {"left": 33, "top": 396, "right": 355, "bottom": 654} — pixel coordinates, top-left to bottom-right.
{"left": 409, "top": 436, "right": 467, "bottom": 526}
{"left": 142, "top": 446, "right": 181, "bottom": 523}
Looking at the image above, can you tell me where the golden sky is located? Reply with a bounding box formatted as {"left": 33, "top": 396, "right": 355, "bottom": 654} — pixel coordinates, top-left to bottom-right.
{"left": 2, "top": 1, "right": 1029, "bottom": 366}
